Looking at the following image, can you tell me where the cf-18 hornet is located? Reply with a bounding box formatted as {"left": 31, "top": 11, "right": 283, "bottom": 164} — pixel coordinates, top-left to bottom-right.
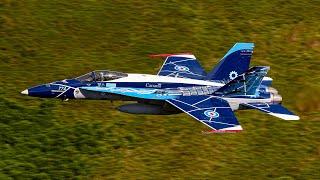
{"left": 21, "top": 43, "right": 299, "bottom": 133}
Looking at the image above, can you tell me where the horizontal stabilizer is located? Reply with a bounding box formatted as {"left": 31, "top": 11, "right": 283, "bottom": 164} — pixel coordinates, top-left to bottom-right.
{"left": 241, "top": 103, "right": 300, "bottom": 120}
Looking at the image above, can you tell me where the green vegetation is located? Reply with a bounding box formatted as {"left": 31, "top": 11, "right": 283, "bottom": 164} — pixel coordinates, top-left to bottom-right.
{"left": 1, "top": 0, "right": 319, "bottom": 179}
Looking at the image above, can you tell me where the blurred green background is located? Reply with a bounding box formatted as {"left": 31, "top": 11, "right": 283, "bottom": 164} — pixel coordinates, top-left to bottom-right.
{"left": 1, "top": 0, "right": 319, "bottom": 179}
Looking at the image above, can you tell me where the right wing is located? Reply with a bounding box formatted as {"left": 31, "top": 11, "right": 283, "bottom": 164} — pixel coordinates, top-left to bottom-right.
{"left": 166, "top": 95, "right": 242, "bottom": 133}
{"left": 156, "top": 54, "right": 207, "bottom": 80}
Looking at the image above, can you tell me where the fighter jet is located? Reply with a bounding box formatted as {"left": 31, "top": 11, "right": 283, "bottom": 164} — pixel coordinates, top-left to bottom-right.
{"left": 21, "top": 43, "right": 299, "bottom": 133}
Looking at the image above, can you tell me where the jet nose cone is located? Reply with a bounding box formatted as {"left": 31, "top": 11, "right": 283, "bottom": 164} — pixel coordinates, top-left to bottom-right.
{"left": 21, "top": 89, "right": 29, "bottom": 95}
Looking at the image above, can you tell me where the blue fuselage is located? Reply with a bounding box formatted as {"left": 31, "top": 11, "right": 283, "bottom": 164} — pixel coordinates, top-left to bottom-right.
{"left": 22, "top": 71, "right": 279, "bottom": 113}
{"left": 24, "top": 78, "right": 272, "bottom": 102}
{"left": 24, "top": 79, "right": 215, "bottom": 100}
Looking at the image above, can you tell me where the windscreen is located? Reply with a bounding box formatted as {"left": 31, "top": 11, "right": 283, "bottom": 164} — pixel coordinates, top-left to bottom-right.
{"left": 75, "top": 71, "right": 127, "bottom": 82}
{"left": 75, "top": 72, "right": 95, "bottom": 82}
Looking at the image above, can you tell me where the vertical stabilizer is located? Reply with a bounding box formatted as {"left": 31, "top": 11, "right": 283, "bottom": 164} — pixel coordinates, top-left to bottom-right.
{"left": 207, "top": 43, "right": 254, "bottom": 82}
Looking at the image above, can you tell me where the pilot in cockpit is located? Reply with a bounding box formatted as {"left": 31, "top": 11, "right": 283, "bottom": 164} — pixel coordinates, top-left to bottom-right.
{"left": 76, "top": 71, "right": 128, "bottom": 82}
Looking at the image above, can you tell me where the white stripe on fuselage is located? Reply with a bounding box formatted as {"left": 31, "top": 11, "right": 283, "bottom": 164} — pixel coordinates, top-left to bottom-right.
{"left": 108, "top": 73, "right": 224, "bottom": 87}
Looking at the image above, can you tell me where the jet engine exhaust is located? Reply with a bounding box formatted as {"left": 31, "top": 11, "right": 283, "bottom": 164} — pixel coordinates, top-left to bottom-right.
{"left": 268, "top": 87, "right": 282, "bottom": 104}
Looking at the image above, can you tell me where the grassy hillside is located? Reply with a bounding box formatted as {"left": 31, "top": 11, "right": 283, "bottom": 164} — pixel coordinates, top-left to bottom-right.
{"left": 1, "top": 0, "right": 320, "bottom": 179}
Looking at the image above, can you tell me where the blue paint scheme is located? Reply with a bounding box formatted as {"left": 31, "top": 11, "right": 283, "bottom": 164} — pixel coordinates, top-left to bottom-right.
{"left": 28, "top": 84, "right": 61, "bottom": 98}
{"left": 214, "top": 66, "right": 269, "bottom": 97}
{"left": 242, "top": 103, "right": 296, "bottom": 116}
{"left": 167, "top": 96, "right": 241, "bottom": 131}
{"left": 221, "top": 43, "right": 254, "bottom": 59}
{"left": 158, "top": 55, "right": 207, "bottom": 80}
{"left": 261, "top": 79, "right": 272, "bottom": 87}
{"left": 26, "top": 79, "right": 209, "bottom": 99}
{"left": 207, "top": 42, "right": 254, "bottom": 81}
{"left": 81, "top": 87, "right": 178, "bottom": 100}
{"left": 115, "top": 82, "right": 203, "bottom": 88}
{"left": 22, "top": 42, "right": 299, "bottom": 132}
{"left": 27, "top": 79, "right": 87, "bottom": 99}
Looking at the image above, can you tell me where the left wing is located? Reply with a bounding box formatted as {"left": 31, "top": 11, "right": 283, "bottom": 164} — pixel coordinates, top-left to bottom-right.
{"left": 166, "top": 95, "right": 242, "bottom": 133}
{"left": 157, "top": 54, "right": 207, "bottom": 80}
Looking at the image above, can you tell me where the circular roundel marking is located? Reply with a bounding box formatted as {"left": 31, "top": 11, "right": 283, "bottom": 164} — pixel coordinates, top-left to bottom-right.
{"left": 174, "top": 65, "right": 189, "bottom": 72}
{"left": 204, "top": 110, "right": 219, "bottom": 118}
{"left": 229, "top": 71, "right": 238, "bottom": 80}
{"left": 74, "top": 89, "right": 80, "bottom": 94}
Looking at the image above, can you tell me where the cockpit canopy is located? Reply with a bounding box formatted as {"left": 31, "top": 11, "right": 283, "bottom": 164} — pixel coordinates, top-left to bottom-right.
{"left": 75, "top": 70, "right": 128, "bottom": 82}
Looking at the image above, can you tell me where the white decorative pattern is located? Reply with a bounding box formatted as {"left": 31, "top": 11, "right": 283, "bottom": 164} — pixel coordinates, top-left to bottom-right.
{"left": 229, "top": 71, "right": 238, "bottom": 80}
